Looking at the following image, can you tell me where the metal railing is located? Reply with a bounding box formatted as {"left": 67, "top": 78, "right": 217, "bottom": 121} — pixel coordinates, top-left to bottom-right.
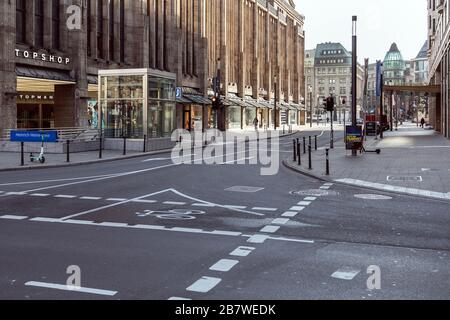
{"left": 1, "top": 127, "right": 101, "bottom": 143}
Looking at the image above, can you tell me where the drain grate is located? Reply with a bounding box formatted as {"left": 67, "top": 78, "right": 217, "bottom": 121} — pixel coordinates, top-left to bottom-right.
{"left": 225, "top": 186, "right": 265, "bottom": 193}
{"left": 387, "top": 176, "right": 423, "bottom": 182}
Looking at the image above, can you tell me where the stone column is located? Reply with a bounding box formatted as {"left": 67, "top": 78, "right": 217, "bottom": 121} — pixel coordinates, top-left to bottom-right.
{"left": 252, "top": 2, "right": 259, "bottom": 99}
{"left": 0, "top": 0, "right": 17, "bottom": 132}
{"left": 237, "top": 0, "right": 245, "bottom": 97}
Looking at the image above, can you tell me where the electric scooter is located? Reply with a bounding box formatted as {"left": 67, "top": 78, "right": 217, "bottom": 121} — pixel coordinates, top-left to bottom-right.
{"left": 30, "top": 134, "right": 46, "bottom": 164}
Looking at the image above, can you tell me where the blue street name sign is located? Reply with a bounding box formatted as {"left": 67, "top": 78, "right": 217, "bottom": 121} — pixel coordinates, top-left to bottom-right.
{"left": 176, "top": 87, "right": 182, "bottom": 99}
{"left": 10, "top": 130, "right": 59, "bottom": 143}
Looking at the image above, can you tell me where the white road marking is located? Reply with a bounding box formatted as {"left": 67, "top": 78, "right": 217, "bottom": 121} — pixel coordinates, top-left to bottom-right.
{"left": 25, "top": 281, "right": 117, "bottom": 296}
{"left": 30, "top": 193, "right": 50, "bottom": 197}
{"left": 131, "top": 199, "right": 158, "bottom": 204}
{"left": 100, "top": 222, "right": 128, "bottom": 228}
{"left": 61, "top": 220, "right": 95, "bottom": 225}
{"left": 260, "top": 226, "right": 281, "bottom": 233}
{"left": 0, "top": 215, "right": 28, "bottom": 220}
{"left": 131, "top": 225, "right": 167, "bottom": 231}
{"left": 79, "top": 197, "right": 103, "bottom": 201}
{"left": 331, "top": 268, "right": 361, "bottom": 280}
{"left": 252, "top": 207, "right": 278, "bottom": 212}
{"left": 335, "top": 178, "right": 450, "bottom": 200}
{"left": 30, "top": 217, "right": 59, "bottom": 222}
{"left": 354, "top": 194, "right": 393, "bottom": 200}
{"left": 304, "top": 197, "right": 317, "bottom": 201}
{"left": 272, "top": 218, "right": 290, "bottom": 225}
{"left": 324, "top": 183, "right": 334, "bottom": 186}
{"left": 247, "top": 234, "right": 269, "bottom": 244}
{"left": 210, "top": 230, "right": 242, "bottom": 236}
{"left": 0, "top": 174, "right": 119, "bottom": 187}
{"left": 282, "top": 211, "right": 300, "bottom": 218}
{"left": 171, "top": 227, "right": 205, "bottom": 234}
{"left": 168, "top": 297, "right": 192, "bottom": 301}
{"left": 224, "top": 205, "right": 248, "bottom": 210}
{"left": 5, "top": 192, "right": 27, "bottom": 196}
{"left": 186, "top": 277, "right": 222, "bottom": 293}
{"left": 320, "top": 186, "right": 331, "bottom": 190}
{"left": 54, "top": 195, "right": 77, "bottom": 199}
{"left": 192, "top": 203, "right": 216, "bottom": 208}
{"left": 266, "top": 236, "right": 314, "bottom": 244}
{"left": 229, "top": 247, "right": 255, "bottom": 257}
{"left": 290, "top": 206, "right": 306, "bottom": 211}
{"left": 163, "top": 201, "right": 187, "bottom": 206}
{"left": 297, "top": 201, "right": 312, "bottom": 206}
{"left": 209, "top": 259, "right": 239, "bottom": 272}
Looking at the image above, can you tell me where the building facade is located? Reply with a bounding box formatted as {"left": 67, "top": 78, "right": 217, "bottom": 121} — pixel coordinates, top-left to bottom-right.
{"left": 412, "top": 41, "right": 429, "bottom": 85}
{"left": 304, "top": 49, "right": 315, "bottom": 122}
{"left": 312, "top": 42, "right": 364, "bottom": 121}
{"left": 427, "top": 0, "right": 449, "bottom": 138}
{"left": 0, "top": 0, "right": 306, "bottom": 142}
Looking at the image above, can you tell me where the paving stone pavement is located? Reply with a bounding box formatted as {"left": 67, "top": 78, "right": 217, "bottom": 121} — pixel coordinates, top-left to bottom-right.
{"left": 285, "top": 122, "right": 450, "bottom": 199}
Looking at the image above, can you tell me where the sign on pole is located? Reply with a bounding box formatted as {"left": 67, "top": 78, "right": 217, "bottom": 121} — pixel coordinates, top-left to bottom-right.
{"left": 345, "top": 125, "right": 363, "bottom": 151}
{"left": 10, "top": 131, "right": 59, "bottom": 143}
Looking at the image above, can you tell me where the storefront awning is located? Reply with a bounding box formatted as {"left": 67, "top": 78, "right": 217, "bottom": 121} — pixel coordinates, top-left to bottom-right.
{"left": 176, "top": 96, "right": 192, "bottom": 104}
{"left": 16, "top": 65, "right": 75, "bottom": 82}
{"left": 257, "top": 99, "right": 274, "bottom": 109}
{"left": 228, "top": 94, "right": 247, "bottom": 108}
{"left": 244, "top": 97, "right": 260, "bottom": 108}
{"left": 185, "top": 94, "right": 212, "bottom": 105}
{"left": 87, "top": 75, "right": 98, "bottom": 85}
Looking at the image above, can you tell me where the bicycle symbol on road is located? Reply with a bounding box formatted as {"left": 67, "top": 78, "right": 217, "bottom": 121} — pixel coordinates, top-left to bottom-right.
{"left": 136, "top": 209, "right": 206, "bottom": 220}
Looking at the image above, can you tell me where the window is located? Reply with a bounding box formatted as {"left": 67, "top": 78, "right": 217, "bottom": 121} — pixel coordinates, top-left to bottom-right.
{"left": 109, "top": 0, "right": 114, "bottom": 61}
{"left": 16, "top": 0, "right": 26, "bottom": 44}
{"left": 98, "top": 0, "right": 104, "bottom": 59}
{"left": 52, "top": 0, "right": 60, "bottom": 50}
{"left": 120, "top": 0, "right": 125, "bottom": 63}
{"left": 87, "top": 0, "right": 92, "bottom": 56}
{"left": 35, "top": 0, "right": 44, "bottom": 47}
{"left": 340, "top": 87, "right": 346, "bottom": 95}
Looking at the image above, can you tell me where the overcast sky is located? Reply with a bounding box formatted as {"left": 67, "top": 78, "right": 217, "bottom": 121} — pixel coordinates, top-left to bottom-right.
{"left": 295, "top": 0, "right": 428, "bottom": 63}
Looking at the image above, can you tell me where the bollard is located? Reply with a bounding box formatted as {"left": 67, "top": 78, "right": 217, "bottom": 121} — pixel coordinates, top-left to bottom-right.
{"left": 99, "top": 133, "right": 103, "bottom": 159}
{"left": 309, "top": 136, "right": 312, "bottom": 148}
{"left": 308, "top": 145, "right": 312, "bottom": 170}
{"left": 123, "top": 136, "right": 127, "bottom": 156}
{"left": 66, "top": 140, "right": 70, "bottom": 163}
{"left": 303, "top": 137, "right": 306, "bottom": 154}
{"left": 326, "top": 148, "right": 330, "bottom": 175}
{"left": 297, "top": 142, "right": 301, "bottom": 166}
{"left": 20, "top": 142, "right": 25, "bottom": 166}
{"left": 293, "top": 140, "right": 297, "bottom": 162}
{"left": 143, "top": 135, "right": 147, "bottom": 153}
{"left": 315, "top": 135, "right": 318, "bottom": 151}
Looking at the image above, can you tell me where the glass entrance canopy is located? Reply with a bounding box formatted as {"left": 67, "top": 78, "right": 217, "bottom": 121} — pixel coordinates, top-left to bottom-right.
{"left": 98, "top": 68, "right": 176, "bottom": 139}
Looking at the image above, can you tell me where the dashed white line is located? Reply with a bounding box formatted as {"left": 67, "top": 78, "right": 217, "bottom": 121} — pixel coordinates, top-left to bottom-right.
{"left": 209, "top": 259, "right": 239, "bottom": 272}
{"left": 54, "top": 195, "right": 77, "bottom": 199}
{"left": 61, "top": 219, "right": 95, "bottom": 225}
{"left": 304, "top": 197, "right": 317, "bottom": 201}
{"left": 132, "top": 199, "right": 158, "bottom": 204}
{"left": 29, "top": 217, "right": 59, "bottom": 223}
{"left": 186, "top": 277, "right": 222, "bottom": 293}
{"left": 106, "top": 198, "right": 128, "bottom": 202}
{"left": 320, "top": 186, "right": 331, "bottom": 190}
{"left": 5, "top": 192, "right": 27, "bottom": 196}
{"left": 30, "top": 194, "right": 50, "bottom": 197}
{"left": 297, "top": 201, "right": 312, "bottom": 206}
{"left": 224, "top": 205, "right": 248, "bottom": 210}
{"left": 163, "top": 201, "right": 187, "bottom": 206}
{"left": 290, "top": 206, "right": 306, "bottom": 211}
{"left": 282, "top": 211, "right": 300, "bottom": 218}
{"left": 100, "top": 222, "right": 128, "bottom": 228}
{"left": 260, "top": 225, "right": 281, "bottom": 233}
{"left": 324, "top": 183, "right": 334, "bottom": 187}
{"left": 331, "top": 268, "right": 361, "bottom": 280}
{"left": 79, "top": 197, "right": 103, "bottom": 201}
{"left": 0, "top": 215, "right": 28, "bottom": 220}
{"left": 247, "top": 234, "right": 269, "bottom": 244}
{"left": 272, "top": 218, "right": 290, "bottom": 225}
{"left": 25, "top": 281, "right": 117, "bottom": 296}
{"left": 252, "top": 207, "right": 278, "bottom": 212}
{"left": 192, "top": 203, "right": 216, "bottom": 208}
{"left": 169, "top": 297, "right": 192, "bottom": 301}
{"left": 229, "top": 247, "right": 255, "bottom": 257}
{"left": 210, "top": 230, "right": 242, "bottom": 236}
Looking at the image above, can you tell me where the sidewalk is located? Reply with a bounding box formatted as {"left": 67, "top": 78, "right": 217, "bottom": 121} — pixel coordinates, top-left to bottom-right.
{"left": 285, "top": 122, "right": 450, "bottom": 201}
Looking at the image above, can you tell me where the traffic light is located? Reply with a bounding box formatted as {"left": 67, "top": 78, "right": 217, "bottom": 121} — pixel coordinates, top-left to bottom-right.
{"left": 325, "top": 96, "right": 335, "bottom": 112}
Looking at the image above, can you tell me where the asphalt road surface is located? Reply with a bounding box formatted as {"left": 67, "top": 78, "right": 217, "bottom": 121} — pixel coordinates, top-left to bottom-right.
{"left": 0, "top": 128, "right": 449, "bottom": 300}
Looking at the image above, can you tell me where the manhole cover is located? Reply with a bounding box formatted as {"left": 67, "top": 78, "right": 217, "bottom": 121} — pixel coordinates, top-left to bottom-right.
{"left": 225, "top": 186, "right": 265, "bottom": 193}
{"left": 354, "top": 194, "right": 393, "bottom": 200}
{"left": 387, "top": 176, "right": 423, "bottom": 182}
{"left": 290, "top": 189, "right": 339, "bottom": 197}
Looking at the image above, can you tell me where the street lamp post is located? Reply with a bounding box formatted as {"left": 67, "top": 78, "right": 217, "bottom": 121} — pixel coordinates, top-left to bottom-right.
{"left": 309, "top": 86, "right": 313, "bottom": 128}
{"left": 351, "top": 15, "right": 358, "bottom": 156}
{"left": 274, "top": 75, "right": 278, "bottom": 131}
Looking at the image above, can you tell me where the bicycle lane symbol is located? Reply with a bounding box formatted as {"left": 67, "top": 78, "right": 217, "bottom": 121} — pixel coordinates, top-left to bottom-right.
{"left": 136, "top": 209, "right": 206, "bottom": 220}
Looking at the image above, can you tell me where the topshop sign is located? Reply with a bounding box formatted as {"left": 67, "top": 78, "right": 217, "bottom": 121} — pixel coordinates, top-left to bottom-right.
{"left": 15, "top": 49, "right": 71, "bottom": 65}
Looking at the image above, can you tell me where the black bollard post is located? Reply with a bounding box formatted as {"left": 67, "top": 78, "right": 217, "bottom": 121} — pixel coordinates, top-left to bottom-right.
{"left": 297, "top": 142, "right": 301, "bottom": 166}
{"left": 20, "top": 142, "right": 25, "bottom": 166}
{"left": 308, "top": 145, "right": 312, "bottom": 170}
{"left": 309, "top": 136, "right": 312, "bottom": 148}
{"left": 326, "top": 148, "right": 330, "bottom": 175}
{"left": 293, "top": 140, "right": 297, "bottom": 162}
{"left": 315, "top": 135, "right": 318, "bottom": 151}
{"left": 66, "top": 140, "right": 70, "bottom": 163}
{"left": 303, "top": 137, "right": 306, "bottom": 154}
{"left": 99, "top": 131, "right": 103, "bottom": 159}
{"left": 143, "top": 135, "right": 147, "bottom": 153}
{"left": 123, "top": 136, "right": 127, "bottom": 156}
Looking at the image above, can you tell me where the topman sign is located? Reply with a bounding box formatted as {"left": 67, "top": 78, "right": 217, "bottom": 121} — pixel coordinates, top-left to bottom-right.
{"left": 15, "top": 49, "right": 71, "bottom": 65}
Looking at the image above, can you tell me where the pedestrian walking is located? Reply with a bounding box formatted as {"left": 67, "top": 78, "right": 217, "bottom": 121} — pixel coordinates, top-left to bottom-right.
{"left": 253, "top": 117, "right": 259, "bottom": 131}
{"left": 420, "top": 118, "right": 426, "bottom": 128}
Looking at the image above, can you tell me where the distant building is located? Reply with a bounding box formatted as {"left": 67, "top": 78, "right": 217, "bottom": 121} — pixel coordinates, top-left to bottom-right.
{"left": 412, "top": 41, "right": 429, "bottom": 85}
{"left": 383, "top": 43, "right": 406, "bottom": 86}
{"left": 304, "top": 49, "right": 316, "bottom": 121}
